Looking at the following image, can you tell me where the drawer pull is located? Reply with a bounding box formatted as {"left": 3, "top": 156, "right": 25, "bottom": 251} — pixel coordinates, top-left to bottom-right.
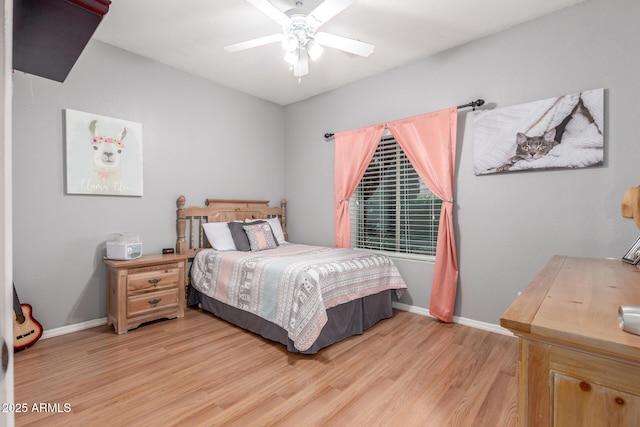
{"left": 148, "top": 278, "right": 161, "bottom": 286}
{"left": 148, "top": 298, "right": 161, "bottom": 306}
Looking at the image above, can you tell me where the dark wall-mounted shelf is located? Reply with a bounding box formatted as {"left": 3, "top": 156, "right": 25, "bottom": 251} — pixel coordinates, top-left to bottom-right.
{"left": 13, "top": 0, "right": 111, "bottom": 83}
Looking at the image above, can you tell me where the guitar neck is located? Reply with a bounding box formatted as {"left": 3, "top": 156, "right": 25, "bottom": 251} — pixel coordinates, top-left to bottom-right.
{"left": 13, "top": 284, "right": 24, "bottom": 318}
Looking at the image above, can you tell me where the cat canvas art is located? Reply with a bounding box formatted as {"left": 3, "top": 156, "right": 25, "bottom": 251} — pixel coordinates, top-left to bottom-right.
{"left": 473, "top": 89, "right": 604, "bottom": 175}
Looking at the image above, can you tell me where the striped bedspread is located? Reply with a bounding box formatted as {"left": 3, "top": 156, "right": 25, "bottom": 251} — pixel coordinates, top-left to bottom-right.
{"left": 191, "top": 243, "right": 407, "bottom": 351}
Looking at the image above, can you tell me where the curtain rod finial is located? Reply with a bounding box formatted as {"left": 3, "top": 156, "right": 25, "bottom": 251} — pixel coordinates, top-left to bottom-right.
{"left": 472, "top": 99, "right": 485, "bottom": 111}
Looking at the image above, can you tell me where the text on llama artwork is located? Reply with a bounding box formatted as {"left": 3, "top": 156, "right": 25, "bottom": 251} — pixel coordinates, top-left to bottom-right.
{"left": 65, "top": 109, "right": 143, "bottom": 196}
{"left": 473, "top": 88, "right": 604, "bottom": 175}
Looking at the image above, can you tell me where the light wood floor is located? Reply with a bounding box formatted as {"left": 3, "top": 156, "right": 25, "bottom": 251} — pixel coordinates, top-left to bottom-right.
{"left": 14, "top": 307, "right": 518, "bottom": 426}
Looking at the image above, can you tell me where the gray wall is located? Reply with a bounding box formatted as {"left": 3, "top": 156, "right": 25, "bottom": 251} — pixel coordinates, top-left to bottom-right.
{"left": 284, "top": 0, "right": 640, "bottom": 324}
{"left": 13, "top": 41, "right": 285, "bottom": 329}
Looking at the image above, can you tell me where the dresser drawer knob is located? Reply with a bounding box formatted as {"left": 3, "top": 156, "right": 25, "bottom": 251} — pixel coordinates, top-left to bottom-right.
{"left": 148, "top": 278, "right": 161, "bottom": 286}
{"left": 148, "top": 298, "right": 161, "bottom": 306}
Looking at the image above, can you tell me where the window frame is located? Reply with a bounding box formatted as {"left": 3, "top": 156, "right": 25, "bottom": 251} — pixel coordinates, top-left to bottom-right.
{"left": 349, "top": 134, "right": 441, "bottom": 262}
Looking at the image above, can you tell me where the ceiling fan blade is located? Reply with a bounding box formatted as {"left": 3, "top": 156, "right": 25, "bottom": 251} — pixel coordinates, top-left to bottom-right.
{"left": 306, "top": 0, "right": 352, "bottom": 27}
{"left": 314, "top": 32, "right": 375, "bottom": 57}
{"left": 224, "top": 34, "right": 285, "bottom": 52}
{"left": 294, "top": 50, "right": 309, "bottom": 77}
{"left": 246, "top": 0, "right": 289, "bottom": 24}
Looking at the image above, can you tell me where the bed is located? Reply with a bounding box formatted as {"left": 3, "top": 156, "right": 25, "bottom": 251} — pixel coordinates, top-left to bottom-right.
{"left": 177, "top": 195, "right": 407, "bottom": 354}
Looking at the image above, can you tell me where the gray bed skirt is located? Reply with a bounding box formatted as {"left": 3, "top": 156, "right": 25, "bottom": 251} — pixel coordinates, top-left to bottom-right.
{"left": 187, "top": 286, "right": 394, "bottom": 354}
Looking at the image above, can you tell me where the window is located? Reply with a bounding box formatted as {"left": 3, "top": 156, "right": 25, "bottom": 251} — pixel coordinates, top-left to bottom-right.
{"left": 349, "top": 136, "right": 442, "bottom": 257}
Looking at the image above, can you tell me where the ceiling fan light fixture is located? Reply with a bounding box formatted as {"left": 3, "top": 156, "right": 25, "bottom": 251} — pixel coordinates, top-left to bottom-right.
{"left": 284, "top": 50, "right": 299, "bottom": 66}
{"left": 306, "top": 39, "right": 323, "bottom": 61}
{"left": 283, "top": 34, "right": 299, "bottom": 52}
{"left": 293, "top": 52, "right": 308, "bottom": 77}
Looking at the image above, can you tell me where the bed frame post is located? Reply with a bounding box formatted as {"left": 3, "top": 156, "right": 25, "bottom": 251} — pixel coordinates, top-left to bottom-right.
{"left": 281, "top": 199, "right": 288, "bottom": 241}
{"left": 177, "top": 195, "right": 186, "bottom": 254}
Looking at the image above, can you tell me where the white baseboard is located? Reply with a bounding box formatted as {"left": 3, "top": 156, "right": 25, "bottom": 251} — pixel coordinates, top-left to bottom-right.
{"left": 41, "top": 317, "right": 108, "bottom": 340}
{"left": 40, "top": 305, "right": 514, "bottom": 340}
{"left": 392, "top": 302, "right": 514, "bottom": 337}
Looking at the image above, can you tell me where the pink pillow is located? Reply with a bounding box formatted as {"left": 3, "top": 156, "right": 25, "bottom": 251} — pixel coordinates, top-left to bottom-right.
{"left": 242, "top": 223, "right": 278, "bottom": 251}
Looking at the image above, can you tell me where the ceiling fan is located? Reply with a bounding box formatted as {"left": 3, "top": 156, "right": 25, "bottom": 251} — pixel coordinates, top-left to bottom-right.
{"left": 224, "top": 0, "right": 375, "bottom": 77}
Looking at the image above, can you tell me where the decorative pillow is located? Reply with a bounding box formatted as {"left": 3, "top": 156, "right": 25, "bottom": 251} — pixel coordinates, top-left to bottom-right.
{"left": 243, "top": 223, "right": 279, "bottom": 251}
{"left": 228, "top": 220, "right": 265, "bottom": 251}
{"left": 202, "top": 222, "right": 236, "bottom": 251}
{"left": 266, "top": 217, "right": 286, "bottom": 244}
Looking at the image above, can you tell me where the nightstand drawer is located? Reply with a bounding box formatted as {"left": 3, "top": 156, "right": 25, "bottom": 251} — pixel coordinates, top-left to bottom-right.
{"left": 127, "top": 288, "right": 179, "bottom": 317}
{"left": 128, "top": 266, "right": 179, "bottom": 294}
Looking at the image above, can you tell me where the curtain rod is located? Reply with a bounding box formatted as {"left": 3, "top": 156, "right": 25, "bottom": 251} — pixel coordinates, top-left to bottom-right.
{"left": 323, "top": 99, "right": 485, "bottom": 139}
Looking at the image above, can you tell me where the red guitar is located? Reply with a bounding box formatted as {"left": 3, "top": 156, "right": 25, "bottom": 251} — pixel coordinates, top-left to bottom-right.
{"left": 13, "top": 284, "right": 42, "bottom": 351}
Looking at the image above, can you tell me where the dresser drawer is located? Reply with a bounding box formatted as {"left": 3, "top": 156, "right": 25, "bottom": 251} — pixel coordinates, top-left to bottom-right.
{"left": 127, "top": 266, "right": 179, "bottom": 294}
{"left": 127, "top": 288, "right": 179, "bottom": 317}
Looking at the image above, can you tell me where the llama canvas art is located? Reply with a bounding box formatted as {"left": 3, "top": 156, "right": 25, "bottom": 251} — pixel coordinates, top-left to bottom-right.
{"left": 65, "top": 109, "right": 143, "bottom": 196}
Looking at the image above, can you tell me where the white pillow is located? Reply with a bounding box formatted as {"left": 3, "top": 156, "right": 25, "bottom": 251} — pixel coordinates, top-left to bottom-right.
{"left": 266, "top": 217, "right": 286, "bottom": 244}
{"left": 202, "top": 222, "right": 236, "bottom": 251}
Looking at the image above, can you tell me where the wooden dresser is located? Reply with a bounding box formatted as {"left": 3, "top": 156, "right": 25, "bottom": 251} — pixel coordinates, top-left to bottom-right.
{"left": 104, "top": 254, "right": 189, "bottom": 334}
{"left": 501, "top": 256, "right": 640, "bottom": 426}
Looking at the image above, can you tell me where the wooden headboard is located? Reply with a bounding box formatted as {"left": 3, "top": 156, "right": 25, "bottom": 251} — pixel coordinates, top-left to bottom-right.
{"left": 176, "top": 195, "right": 287, "bottom": 258}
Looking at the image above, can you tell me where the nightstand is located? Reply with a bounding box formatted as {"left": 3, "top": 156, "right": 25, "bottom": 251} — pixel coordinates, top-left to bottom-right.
{"left": 104, "top": 253, "right": 189, "bottom": 334}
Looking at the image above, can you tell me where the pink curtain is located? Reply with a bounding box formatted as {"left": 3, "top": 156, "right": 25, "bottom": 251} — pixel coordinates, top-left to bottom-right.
{"left": 334, "top": 124, "right": 385, "bottom": 248}
{"left": 387, "top": 107, "right": 458, "bottom": 322}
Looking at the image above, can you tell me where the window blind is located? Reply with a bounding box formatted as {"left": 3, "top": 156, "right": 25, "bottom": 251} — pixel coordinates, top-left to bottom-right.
{"left": 350, "top": 137, "right": 442, "bottom": 256}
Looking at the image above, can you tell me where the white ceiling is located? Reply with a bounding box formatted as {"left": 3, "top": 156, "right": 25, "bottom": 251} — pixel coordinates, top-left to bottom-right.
{"left": 93, "top": 0, "right": 586, "bottom": 106}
